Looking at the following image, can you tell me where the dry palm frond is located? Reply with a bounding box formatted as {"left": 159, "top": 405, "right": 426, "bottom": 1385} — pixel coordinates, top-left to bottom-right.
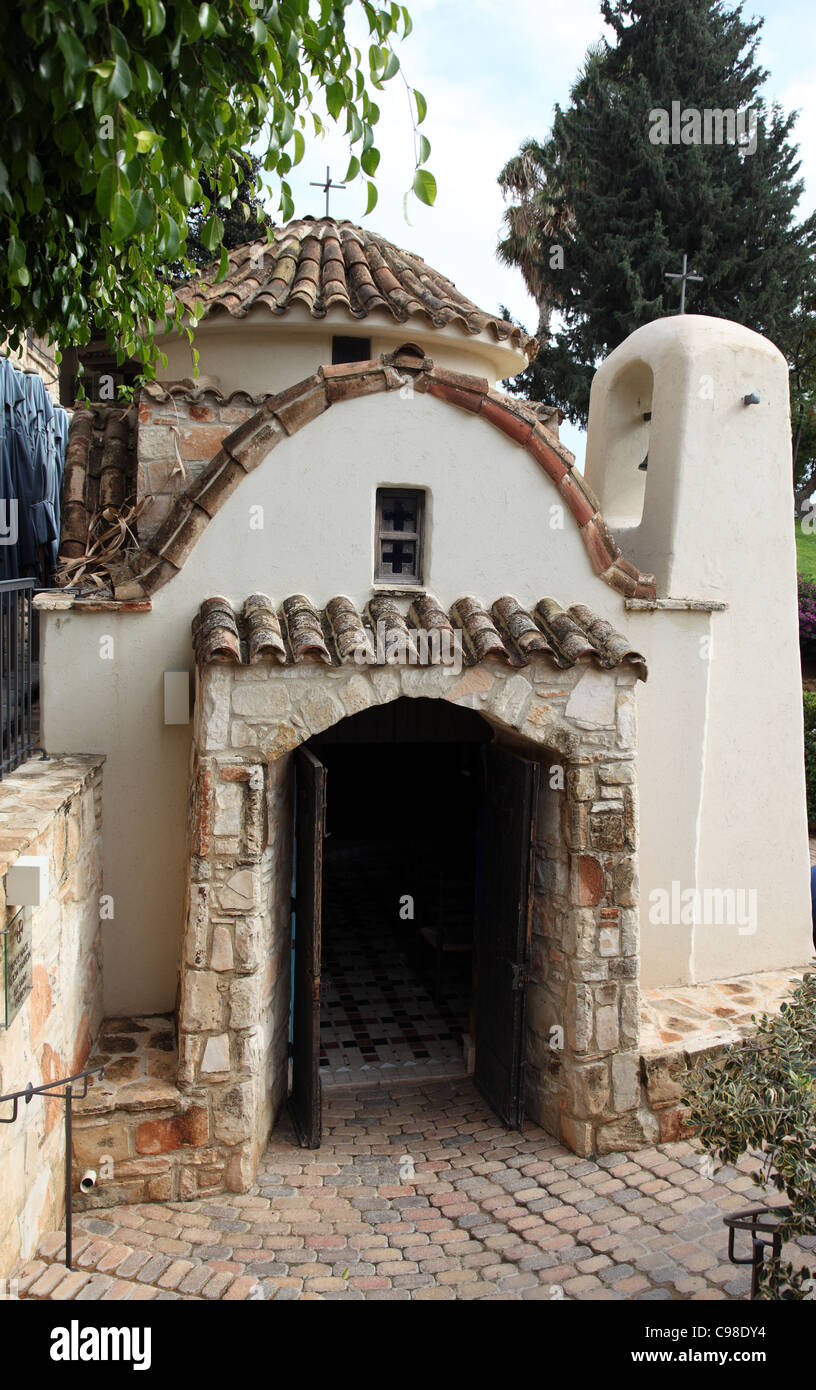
{"left": 55, "top": 498, "right": 146, "bottom": 591}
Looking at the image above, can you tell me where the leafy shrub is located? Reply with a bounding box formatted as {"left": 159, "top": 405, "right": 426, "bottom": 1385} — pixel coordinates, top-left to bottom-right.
{"left": 683, "top": 969, "right": 816, "bottom": 1298}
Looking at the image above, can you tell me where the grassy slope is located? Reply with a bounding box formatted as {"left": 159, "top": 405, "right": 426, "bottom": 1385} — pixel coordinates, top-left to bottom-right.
{"left": 796, "top": 526, "right": 816, "bottom": 580}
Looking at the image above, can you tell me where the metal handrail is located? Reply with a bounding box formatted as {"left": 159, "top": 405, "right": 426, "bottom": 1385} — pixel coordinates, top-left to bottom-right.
{"left": 0, "top": 1065, "right": 106, "bottom": 1269}
{"left": 0, "top": 577, "right": 46, "bottom": 778}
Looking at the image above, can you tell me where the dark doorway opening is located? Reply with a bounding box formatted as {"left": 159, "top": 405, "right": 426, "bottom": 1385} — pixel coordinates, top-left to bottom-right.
{"left": 289, "top": 698, "right": 539, "bottom": 1147}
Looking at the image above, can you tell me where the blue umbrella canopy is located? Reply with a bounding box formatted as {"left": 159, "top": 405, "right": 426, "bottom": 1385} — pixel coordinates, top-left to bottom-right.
{"left": 0, "top": 356, "right": 67, "bottom": 583}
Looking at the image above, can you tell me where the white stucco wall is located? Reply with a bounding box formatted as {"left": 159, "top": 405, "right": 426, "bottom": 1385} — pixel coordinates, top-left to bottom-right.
{"left": 39, "top": 315, "right": 812, "bottom": 1014}
{"left": 157, "top": 303, "right": 522, "bottom": 396}
{"left": 586, "top": 316, "right": 811, "bottom": 985}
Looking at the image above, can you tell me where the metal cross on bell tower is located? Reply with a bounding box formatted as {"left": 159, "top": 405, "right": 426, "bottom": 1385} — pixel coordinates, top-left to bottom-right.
{"left": 664, "top": 253, "right": 703, "bottom": 314}
{"left": 310, "top": 166, "right": 346, "bottom": 218}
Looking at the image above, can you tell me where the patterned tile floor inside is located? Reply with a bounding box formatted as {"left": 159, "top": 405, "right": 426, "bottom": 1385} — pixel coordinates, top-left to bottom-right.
{"left": 16, "top": 1078, "right": 816, "bottom": 1302}
{"left": 319, "top": 849, "right": 471, "bottom": 1087}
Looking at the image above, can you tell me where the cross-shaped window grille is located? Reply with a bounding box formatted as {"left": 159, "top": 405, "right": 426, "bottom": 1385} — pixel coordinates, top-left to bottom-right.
{"left": 375, "top": 488, "right": 425, "bottom": 585}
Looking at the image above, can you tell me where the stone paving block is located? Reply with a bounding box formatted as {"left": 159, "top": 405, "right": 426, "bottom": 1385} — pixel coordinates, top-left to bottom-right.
{"left": 49, "top": 1270, "right": 94, "bottom": 1300}
{"left": 74, "top": 1274, "right": 116, "bottom": 1300}
{"left": 29, "top": 1265, "right": 73, "bottom": 1299}
{"left": 16, "top": 1260, "right": 47, "bottom": 1294}
{"left": 15, "top": 1077, "right": 816, "bottom": 1304}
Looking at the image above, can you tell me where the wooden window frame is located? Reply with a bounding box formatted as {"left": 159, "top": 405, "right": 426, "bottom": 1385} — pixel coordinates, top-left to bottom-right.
{"left": 374, "top": 488, "right": 425, "bottom": 586}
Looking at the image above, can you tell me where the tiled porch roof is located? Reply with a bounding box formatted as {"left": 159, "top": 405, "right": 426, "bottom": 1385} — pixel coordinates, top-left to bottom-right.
{"left": 192, "top": 592, "right": 648, "bottom": 679}
{"left": 173, "top": 216, "right": 539, "bottom": 360}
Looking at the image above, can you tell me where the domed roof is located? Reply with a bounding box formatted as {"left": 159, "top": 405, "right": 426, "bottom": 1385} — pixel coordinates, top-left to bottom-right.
{"left": 174, "top": 215, "right": 538, "bottom": 361}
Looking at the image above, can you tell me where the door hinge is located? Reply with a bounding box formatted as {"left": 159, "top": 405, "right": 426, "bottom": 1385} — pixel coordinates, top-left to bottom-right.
{"left": 511, "top": 963, "right": 529, "bottom": 990}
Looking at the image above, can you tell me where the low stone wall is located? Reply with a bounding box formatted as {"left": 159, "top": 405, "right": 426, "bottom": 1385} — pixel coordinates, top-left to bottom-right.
{"left": 0, "top": 755, "right": 105, "bottom": 1278}
{"left": 70, "top": 1016, "right": 219, "bottom": 1210}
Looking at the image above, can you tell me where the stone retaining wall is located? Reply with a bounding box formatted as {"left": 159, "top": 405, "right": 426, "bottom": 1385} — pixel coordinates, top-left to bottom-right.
{"left": 0, "top": 755, "right": 105, "bottom": 1277}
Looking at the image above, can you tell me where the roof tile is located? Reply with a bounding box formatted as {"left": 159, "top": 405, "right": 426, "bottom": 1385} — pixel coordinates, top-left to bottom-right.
{"left": 192, "top": 592, "right": 647, "bottom": 680}
{"left": 174, "top": 217, "right": 538, "bottom": 360}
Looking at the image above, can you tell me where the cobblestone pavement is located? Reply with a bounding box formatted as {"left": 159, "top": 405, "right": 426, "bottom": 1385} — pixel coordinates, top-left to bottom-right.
{"left": 15, "top": 1079, "right": 808, "bottom": 1302}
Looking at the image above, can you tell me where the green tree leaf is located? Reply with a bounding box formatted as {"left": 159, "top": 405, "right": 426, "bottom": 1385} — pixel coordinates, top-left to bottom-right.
{"left": 107, "top": 55, "right": 132, "bottom": 102}
{"left": 412, "top": 168, "right": 436, "bottom": 205}
{"left": 110, "top": 191, "right": 136, "bottom": 241}
{"left": 56, "top": 29, "right": 87, "bottom": 79}
{"left": 326, "top": 82, "right": 345, "bottom": 120}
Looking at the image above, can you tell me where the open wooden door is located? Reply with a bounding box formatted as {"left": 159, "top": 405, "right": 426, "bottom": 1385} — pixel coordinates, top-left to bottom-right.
{"left": 474, "top": 742, "right": 539, "bottom": 1131}
{"left": 290, "top": 746, "right": 326, "bottom": 1149}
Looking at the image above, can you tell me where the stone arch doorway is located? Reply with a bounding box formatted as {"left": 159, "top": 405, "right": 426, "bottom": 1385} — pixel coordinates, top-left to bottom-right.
{"left": 178, "top": 650, "right": 644, "bottom": 1194}
{"left": 290, "top": 697, "right": 541, "bottom": 1146}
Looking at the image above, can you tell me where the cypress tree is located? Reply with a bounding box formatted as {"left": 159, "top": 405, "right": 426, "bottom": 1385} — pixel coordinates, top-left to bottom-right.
{"left": 499, "top": 0, "right": 816, "bottom": 427}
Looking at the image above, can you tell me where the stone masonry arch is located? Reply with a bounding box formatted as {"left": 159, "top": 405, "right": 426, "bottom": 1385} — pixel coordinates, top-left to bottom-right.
{"left": 175, "top": 651, "right": 645, "bottom": 1195}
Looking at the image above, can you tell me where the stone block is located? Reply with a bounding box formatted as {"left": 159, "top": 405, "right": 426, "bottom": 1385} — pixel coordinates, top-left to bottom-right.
{"left": 567, "top": 766, "right": 596, "bottom": 802}
{"left": 210, "top": 925, "right": 233, "bottom": 972}
{"left": 559, "top": 1114, "right": 593, "bottom": 1156}
{"left": 563, "top": 908, "right": 596, "bottom": 960}
{"left": 589, "top": 806, "right": 626, "bottom": 851}
{"left": 200, "top": 1034, "right": 231, "bottom": 1076}
{"left": 598, "top": 760, "right": 635, "bottom": 786}
{"left": 565, "top": 1060, "right": 610, "bottom": 1118}
{"left": 570, "top": 853, "right": 605, "bottom": 907}
{"left": 213, "top": 1083, "right": 254, "bottom": 1146}
{"left": 135, "top": 1105, "right": 209, "bottom": 1154}
{"left": 620, "top": 983, "right": 640, "bottom": 1048}
{"left": 230, "top": 975, "right": 259, "bottom": 1030}
{"left": 599, "top": 926, "right": 620, "bottom": 957}
{"left": 72, "top": 1123, "right": 131, "bottom": 1168}
{"left": 613, "top": 856, "right": 639, "bottom": 908}
{"left": 183, "top": 970, "right": 222, "bottom": 1031}
{"left": 594, "top": 1107, "right": 659, "bottom": 1155}
{"left": 232, "top": 684, "right": 290, "bottom": 718}
{"left": 594, "top": 995, "right": 620, "bottom": 1052}
{"left": 641, "top": 1052, "right": 687, "bottom": 1108}
{"left": 566, "top": 982, "right": 593, "bottom": 1054}
{"left": 218, "top": 869, "right": 259, "bottom": 912}
{"left": 657, "top": 1106, "right": 693, "bottom": 1143}
{"left": 611, "top": 1051, "right": 640, "bottom": 1112}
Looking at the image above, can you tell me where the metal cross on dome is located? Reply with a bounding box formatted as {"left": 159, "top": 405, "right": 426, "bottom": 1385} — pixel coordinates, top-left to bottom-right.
{"left": 310, "top": 165, "right": 346, "bottom": 218}
{"left": 664, "top": 253, "right": 703, "bottom": 314}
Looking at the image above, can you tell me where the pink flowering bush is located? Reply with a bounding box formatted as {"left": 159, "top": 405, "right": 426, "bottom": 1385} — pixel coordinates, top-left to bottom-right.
{"left": 798, "top": 575, "right": 816, "bottom": 652}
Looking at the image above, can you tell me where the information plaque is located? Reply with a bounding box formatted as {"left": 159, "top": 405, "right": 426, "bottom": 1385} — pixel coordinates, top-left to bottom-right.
{"left": 3, "top": 909, "right": 32, "bottom": 1028}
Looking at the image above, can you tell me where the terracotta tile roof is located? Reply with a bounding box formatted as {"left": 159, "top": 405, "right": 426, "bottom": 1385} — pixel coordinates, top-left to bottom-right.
{"left": 173, "top": 217, "right": 538, "bottom": 361}
{"left": 192, "top": 592, "right": 647, "bottom": 680}
{"left": 60, "top": 402, "right": 138, "bottom": 561}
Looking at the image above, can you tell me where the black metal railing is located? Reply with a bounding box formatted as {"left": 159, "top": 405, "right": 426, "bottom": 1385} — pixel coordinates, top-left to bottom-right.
{"left": 0, "top": 578, "right": 39, "bottom": 779}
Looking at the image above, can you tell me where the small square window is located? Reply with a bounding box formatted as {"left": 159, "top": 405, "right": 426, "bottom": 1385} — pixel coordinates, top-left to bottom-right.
{"left": 332, "top": 336, "right": 371, "bottom": 365}
{"left": 374, "top": 488, "right": 425, "bottom": 586}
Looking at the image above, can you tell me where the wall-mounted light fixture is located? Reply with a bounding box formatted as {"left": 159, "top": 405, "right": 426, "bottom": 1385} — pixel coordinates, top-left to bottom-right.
{"left": 743, "top": 392, "right": 760, "bottom": 406}
{"left": 164, "top": 671, "right": 191, "bottom": 725}
{"left": 6, "top": 855, "right": 49, "bottom": 907}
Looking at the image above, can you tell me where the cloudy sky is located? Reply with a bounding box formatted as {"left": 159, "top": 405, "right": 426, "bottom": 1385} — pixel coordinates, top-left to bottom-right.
{"left": 280, "top": 0, "right": 816, "bottom": 464}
